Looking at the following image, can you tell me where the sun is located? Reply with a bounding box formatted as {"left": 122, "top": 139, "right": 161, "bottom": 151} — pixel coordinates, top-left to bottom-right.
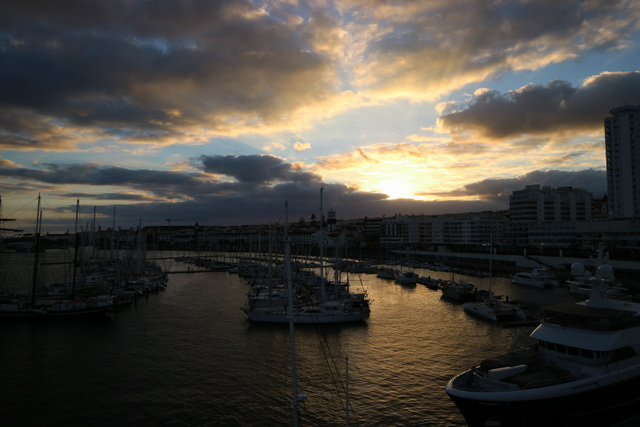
{"left": 379, "top": 178, "right": 417, "bottom": 199}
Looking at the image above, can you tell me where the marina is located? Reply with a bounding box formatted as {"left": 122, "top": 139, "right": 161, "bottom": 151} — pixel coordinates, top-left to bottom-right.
{"left": 6, "top": 249, "right": 636, "bottom": 426}
{"left": 2, "top": 4, "right": 640, "bottom": 426}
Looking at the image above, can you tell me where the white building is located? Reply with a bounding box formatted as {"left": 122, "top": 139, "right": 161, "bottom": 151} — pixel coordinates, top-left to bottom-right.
{"left": 380, "top": 212, "right": 506, "bottom": 247}
{"left": 605, "top": 105, "right": 640, "bottom": 219}
{"left": 508, "top": 185, "right": 593, "bottom": 247}
{"left": 509, "top": 184, "right": 592, "bottom": 224}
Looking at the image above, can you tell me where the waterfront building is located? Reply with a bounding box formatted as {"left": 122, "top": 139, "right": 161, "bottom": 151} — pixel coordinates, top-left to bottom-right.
{"left": 509, "top": 185, "right": 592, "bottom": 224}
{"left": 605, "top": 105, "right": 640, "bottom": 219}
{"left": 508, "top": 185, "right": 592, "bottom": 246}
{"left": 380, "top": 212, "right": 507, "bottom": 248}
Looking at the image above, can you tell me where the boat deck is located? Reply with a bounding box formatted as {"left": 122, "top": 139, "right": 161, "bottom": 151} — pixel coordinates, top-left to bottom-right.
{"left": 467, "top": 346, "right": 575, "bottom": 390}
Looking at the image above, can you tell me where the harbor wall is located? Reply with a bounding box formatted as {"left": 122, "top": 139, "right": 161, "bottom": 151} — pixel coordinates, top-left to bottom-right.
{"left": 394, "top": 249, "right": 640, "bottom": 284}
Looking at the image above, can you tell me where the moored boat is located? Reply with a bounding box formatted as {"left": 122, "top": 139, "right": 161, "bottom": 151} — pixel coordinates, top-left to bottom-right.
{"left": 441, "top": 279, "right": 475, "bottom": 303}
{"left": 463, "top": 297, "right": 526, "bottom": 322}
{"left": 376, "top": 268, "right": 397, "bottom": 280}
{"left": 567, "top": 249, "right": 629, "bottom": 299}
{"left": 47, "top": 295, "right": 114, "bottom": 317}
{"left": 463, "top": 235, "right": 524, "bottom": 323}
{"left": 243, "top": 193, "right": 370, "bottom": 324}
{"left": 417, "top": 275, "right": 441, "bottom": 290}
{"left": 394, "top": 271, "right": 418, "bottom": 287}
{"left": 511, "top": 267, "right": 559, "bottom": 288}
{"left": 446, "top": 264, "right": 640, "bottom": 426}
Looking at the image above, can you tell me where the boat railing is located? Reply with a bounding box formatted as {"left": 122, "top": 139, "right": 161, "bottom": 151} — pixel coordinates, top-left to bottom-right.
{"left": 608, "top": 293, "right": 633, "bottom": 302}
{"left": 519, "top": 372, "right": 582, "bottom": 389}
{"left": 507, "top": 363, "right": 582, "bottom": 390}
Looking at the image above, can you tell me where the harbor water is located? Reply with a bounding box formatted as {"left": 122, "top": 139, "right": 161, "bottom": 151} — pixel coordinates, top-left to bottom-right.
{"left": 2, "top": 253, "right": 585, "bottom": 426}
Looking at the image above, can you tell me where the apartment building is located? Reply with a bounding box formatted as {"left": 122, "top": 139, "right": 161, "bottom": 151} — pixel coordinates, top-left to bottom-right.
{"left": 380, "top": 212, "right": 507, "bottom": 247}
{"left": 605, "top": 105, "right": 640, "bottom": 219}
{"left": 508, "top": 184, "right": 593, "bottom": 246}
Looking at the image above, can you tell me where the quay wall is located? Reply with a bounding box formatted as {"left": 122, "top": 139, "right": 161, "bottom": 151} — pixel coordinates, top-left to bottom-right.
{"left": 394, "top": 250, "right": 640, "bottom": 284}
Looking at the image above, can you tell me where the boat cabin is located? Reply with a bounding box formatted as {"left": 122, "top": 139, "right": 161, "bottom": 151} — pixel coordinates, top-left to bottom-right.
{"left": 532, "top": 303, "right": 640, "bottom": 366}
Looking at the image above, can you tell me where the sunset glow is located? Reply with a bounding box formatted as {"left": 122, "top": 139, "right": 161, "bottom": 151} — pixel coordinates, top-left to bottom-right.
{"left": 1, "top": 0, "right": 638, "bottom": 231}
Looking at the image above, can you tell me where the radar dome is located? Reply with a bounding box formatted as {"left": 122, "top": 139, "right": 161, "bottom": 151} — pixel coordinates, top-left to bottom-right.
{"left": 597, "top": 264, "right": 614, "bottom": 280}
{"left": 571, "top": 263, "right": 585, "bottom": 277}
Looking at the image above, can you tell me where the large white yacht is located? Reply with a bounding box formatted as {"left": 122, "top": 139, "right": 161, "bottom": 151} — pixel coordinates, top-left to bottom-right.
{"left": 446, "top": 264, "right": 640, "bottom": 426}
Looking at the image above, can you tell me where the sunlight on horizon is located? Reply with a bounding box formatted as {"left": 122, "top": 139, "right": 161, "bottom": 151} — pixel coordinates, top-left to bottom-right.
{"left": 374, "top": 177, "right": 428, "bottom": 200}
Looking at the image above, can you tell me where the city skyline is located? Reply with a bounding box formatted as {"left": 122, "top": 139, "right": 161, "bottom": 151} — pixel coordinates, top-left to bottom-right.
{"left": 1, "top": 1, "right": 639, "bottom": 233}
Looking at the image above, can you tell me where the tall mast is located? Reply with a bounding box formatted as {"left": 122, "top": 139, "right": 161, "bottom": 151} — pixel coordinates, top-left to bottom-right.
{"left": 30, "top": 194, "right": 42, "bottom": 306}
{"left": 345, "top": 356, "right": 350, "bottom": 427}
{"left": 71, "top": 200, "right": 80, "bottom": 299}
{"left": 91, "top": 206, "right": 97, "bottom": 258}
{"left": 285, "top": 201, "right": 301, "bottom": 427}
{"left": 111, "top": 207, "right": 116, "bottom": 259}
{"left": 488, "top": 219, "right": 493, "bottom": 297}
{"left": 319, "top": 187, "right": 327, "bottom": 302}
{"left": 137, "top": 219, "right": 142, "bottom": 278}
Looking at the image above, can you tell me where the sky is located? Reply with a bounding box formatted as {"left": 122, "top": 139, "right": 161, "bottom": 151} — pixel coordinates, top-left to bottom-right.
{"left": 1, "top": 0, "right": 639, "bottom": 233}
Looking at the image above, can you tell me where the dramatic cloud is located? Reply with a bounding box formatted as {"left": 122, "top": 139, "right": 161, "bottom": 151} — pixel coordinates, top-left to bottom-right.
{"left": 437, "top": 71, "right": 640, "bottom": 138}
{"left": 437, "top": 169, "right": 607, "bottom": 203}
{"left": 1, "top": 1, "right": 638, "bottom": 230}
{"left": 2, "top": 1, "right": 638, "bottom": 152}
{"left": 198, "top": 154, "right": 321, "bottom": 185}
{"left": 0, "top": 153, "right": 515, "bottom": 230}
{"left": 347, "top": 0, "right": 638, "bottom": 100}
{"left": 0, "top": 0, "right": 337, "bottom": 150}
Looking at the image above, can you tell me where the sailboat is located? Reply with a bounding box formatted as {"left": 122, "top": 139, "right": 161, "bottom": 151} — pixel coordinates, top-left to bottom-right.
{"left": 278, "top": 203, "right": 356, "bottom": 426}
{"left": 243, "top": 191, "right": 370, "bottom": 324}
{"left": 0, "top": 196, "right": 115, "bottom": 318}
{"left": 1, "top": 194, "right": 47, "bottom": 318}
{"left": 463, "top": 225, "right": 525, "bottom": 322}
{"left": 40, "top": 199, "right": 115, "bottom": 317}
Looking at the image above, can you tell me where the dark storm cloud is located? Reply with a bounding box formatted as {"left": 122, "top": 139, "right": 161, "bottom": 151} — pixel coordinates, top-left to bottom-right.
{"left": 435, "top": 169, "right": 607, "bottom": 203}
{"left": 0, "top": 0, "right": 333, "bottom": 149}
{"left": 64, "top": 192, "right": 154, "bottom": 202}
{"left": 0, "top": 163, "right": 209, "bottom": 201}
{"left": 198, "top": 154, "right": 322, "bottom": 185}
{"left": 438, "top": 72, "right": 640, "bottom": 138}
{"left": 83, "top": 182, "right": 505, "bottom": 229}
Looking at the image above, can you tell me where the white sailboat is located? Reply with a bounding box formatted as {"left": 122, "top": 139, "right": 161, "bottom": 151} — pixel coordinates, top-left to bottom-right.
{"left": 463, "top": 226, "right": 525, "bottom": 322}
{"left": 244, "top": 191, "right": 370, "bottom": 324}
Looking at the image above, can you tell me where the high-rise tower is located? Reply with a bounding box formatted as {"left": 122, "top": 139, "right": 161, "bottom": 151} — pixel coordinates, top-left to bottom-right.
{"left": 605, "top": 105, "right": 640, "bottom": 219}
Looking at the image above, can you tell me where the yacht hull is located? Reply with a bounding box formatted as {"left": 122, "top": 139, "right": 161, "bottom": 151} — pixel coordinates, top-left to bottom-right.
{"left": 446, "top": 368, "right": 640, "bottom": 427}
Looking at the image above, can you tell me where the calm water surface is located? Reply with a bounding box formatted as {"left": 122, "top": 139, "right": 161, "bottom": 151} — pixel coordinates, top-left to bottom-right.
{"left": 1, "top": 254, "right": 581, "bottom": 426}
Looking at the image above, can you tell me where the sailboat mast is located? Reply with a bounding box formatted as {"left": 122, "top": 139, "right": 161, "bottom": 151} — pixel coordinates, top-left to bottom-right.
{"left": 319, "top": 187, "right": 327, "bottom": 302}
{"left": 111, "top": 207, "right": 116, "bottom": 259}
{"left": 488, "top": 219, "right": 493, "bottom": 295}
{"left": 285, "top": 201, "right": 301, "bottom": 427}
{"left": 71, "top": 200, "right": 80, "bottom": 299}
{"left": 30, "top": 194, "right": 42, "bottom": 306}
{"left": 137, "top": 219, "right": 142, "bottom": 277}
{"left": 345, "top": 356, "right": 350, "bottom": 427}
